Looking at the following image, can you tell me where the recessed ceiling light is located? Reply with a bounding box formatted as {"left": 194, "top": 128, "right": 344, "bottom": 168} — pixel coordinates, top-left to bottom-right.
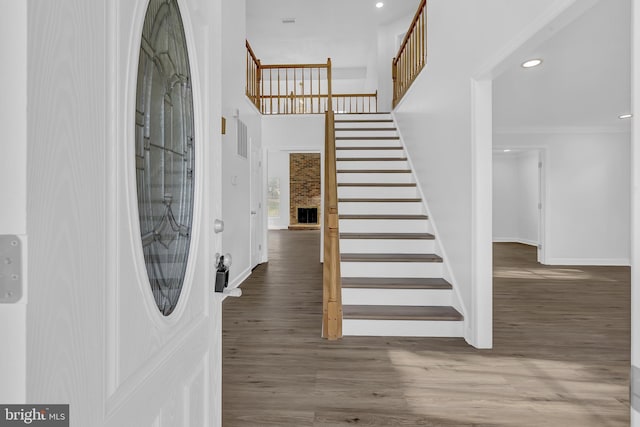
{"left": 376, "top": 2, "right": 384, "bottom": 8}
{"left": 521, "top": 59, "right": 543, "bottom": 68}
{"left": 619, "top": 114, "right": 633, "bottom": 119}
{"left": 503, "top": 149, "right": 512, "bottom": 153}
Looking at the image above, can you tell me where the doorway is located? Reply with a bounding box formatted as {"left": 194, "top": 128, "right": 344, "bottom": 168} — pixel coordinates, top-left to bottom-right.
{"left": 492, "top": 148, "right": 546, "bottom": 263}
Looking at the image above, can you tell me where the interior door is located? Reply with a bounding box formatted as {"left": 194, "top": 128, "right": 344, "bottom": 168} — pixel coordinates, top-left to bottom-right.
{"left": 250, "top": 137, "right": 264, "bottom": 268}
{"left": 24, "top": 1, "right": 222, "bottom": 426}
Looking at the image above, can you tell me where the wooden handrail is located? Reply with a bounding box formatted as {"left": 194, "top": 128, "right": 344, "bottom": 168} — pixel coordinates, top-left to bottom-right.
{"left": 322, "top": 109, "right": 342, "bottom": 340}
{"left": 392, "top": 0, "right": 427, "bottom": 108}
{"left": 246, "top": 40, "right": 377, "bottom": 115}
{"left": 246, "top": 40, "right": 261, "bottom": 110}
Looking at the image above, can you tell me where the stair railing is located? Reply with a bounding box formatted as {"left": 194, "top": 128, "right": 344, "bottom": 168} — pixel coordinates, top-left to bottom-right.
{"left": 392, "top": 0, "right": 427, "bottom": 108}
{"left": 246, "top": 41, "right": 377, "bottom": 115}
{"left": 322, "top": 108, "right": 343, "bottom": 340}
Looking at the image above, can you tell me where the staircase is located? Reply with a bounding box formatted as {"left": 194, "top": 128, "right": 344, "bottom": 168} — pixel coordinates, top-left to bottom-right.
{"left": 334, "top": 113, "right": 464, "bottom": 337}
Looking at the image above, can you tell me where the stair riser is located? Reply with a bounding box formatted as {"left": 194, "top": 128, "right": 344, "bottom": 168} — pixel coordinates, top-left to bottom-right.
{"left": 336, "top": 149, "right": 405, "bottom": 158}
{"left": 338, "top": 202, "right": 424, "bottom": 215}
{"left": 342, "top": 319, "right": 463, "bottom": 337}
{"left": 335, "top": 130, "right": 398, "bottom": 138}
{"left": 335, "top": 122, "right": 396, "bottom": 130}
{"left": 342, "top": 288, "right": 452, "bottom": 306}
{"left": 337, "top": 161, "right": 409, "bottom": 170}
{"left": 341, "top": 261, "right": 442, "bottom": 278}
{"left": 338, "top": 187, "right": 419, "bottom": 198}
{"left": 336, "top": 140, "right": 401, "bottom": 148}
{"left": 337, "top": 173, "right": 414, "bottom": 184}
{"left": 337, "top": 114, "right": 392, "bottom": 121}
{"left": 340, "top": 239, "right": 435, "bottom": 254}
{"left": 339, "top": 219, "right": 430, "bottom": 233}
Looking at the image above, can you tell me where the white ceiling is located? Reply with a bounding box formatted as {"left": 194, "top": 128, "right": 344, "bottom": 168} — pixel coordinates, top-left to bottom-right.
{"left": 246, "top": 0, "right": 419, "bottom": 67}
{"left": 493, "top": 0, "right": 632, "bottom": 130}
{"left": 246, "top": 0, "right": 631, "bottom": 130}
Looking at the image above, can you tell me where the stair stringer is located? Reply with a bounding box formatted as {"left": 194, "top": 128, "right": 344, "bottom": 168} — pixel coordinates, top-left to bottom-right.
{"left": 390, "top": 112, "right": 469, "bottom": 336}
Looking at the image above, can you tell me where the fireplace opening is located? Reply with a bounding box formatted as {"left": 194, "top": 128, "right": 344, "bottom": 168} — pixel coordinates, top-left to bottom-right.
{"left": 297, "top": 207, "right": 318, "bottom": 224}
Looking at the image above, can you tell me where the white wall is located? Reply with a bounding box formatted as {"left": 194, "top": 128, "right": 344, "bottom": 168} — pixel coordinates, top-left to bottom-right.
{"left": 495, "top": 131, "right": 630, "bottom": 265}
{"left": 493, "top": 154, "right": 521, "bottom": 241}
{"left": 392, "top": 0, "right": 561, "bottom": 348}
{"left": 376, "top": 15, "right": 413, "bottom": 112}
{"left": 493, "top": 151, "right": 539, "bottom": 246}
{"left": 262, "top": 115, "right": 325, "bottom": 151}
{"left": 222, "top": 0, "right": 263, "bottom": 287}
{"left": 262, "top": 115, "right": 324, "bottom": 230}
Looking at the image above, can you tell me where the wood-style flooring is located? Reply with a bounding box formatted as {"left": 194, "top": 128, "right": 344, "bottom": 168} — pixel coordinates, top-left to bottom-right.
{"left": 222, "top": 231, "right": 630, "bottom": 426}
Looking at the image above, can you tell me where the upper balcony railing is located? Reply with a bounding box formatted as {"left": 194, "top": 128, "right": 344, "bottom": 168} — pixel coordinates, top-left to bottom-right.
{"left": 246, "top": 40, "right": 377, "bottom": 115}
{"left": 392, "top": 0, "right": 427, "bottom": 108}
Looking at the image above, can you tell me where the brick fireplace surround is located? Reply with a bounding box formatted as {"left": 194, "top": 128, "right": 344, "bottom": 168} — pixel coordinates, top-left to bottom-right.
{"left": 289, "top": 153, "right": 321, "bottom": 230}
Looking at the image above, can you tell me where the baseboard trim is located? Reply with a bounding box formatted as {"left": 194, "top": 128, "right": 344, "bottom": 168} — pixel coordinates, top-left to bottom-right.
{"left": 228, "top": 267, "right": 252, "bottom": 290}
{"left": 544, "top": 258, "right": 630, "bottom": 267}
{"left": 493, "top": 238, "right": 538, "bottom": 246}
{"left": 268, "top": 225, "right": 289, "bottom": 230}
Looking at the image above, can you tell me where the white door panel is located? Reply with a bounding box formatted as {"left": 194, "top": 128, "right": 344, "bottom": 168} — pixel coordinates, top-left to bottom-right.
{"left": 24, "top": 1, "right": 222, "bottom": 426}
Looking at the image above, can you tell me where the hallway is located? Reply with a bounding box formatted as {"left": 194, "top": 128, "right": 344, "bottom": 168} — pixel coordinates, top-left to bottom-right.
{"left": 222, "top": 231, "right": 629, "bottom": 426}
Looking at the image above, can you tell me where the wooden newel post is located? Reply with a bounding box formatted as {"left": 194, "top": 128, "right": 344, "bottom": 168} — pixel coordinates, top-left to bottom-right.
{"left": 327, "top": 58, "right": 333, "bottom": 113}
{"left": 322, "top": 109, "right": 342, "bottom": 340}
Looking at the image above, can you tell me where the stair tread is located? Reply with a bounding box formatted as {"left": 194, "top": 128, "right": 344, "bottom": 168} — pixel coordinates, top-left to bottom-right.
{"left": 337, "top": 169, "right": 411, "bottom": 173}
{"left": 335, "top": 119, "right": 394, "bottom": 123}
{"left": 336, "top": 112, "right": 392, "bottom": 115}
{"left": 341, "top": 253, "right": 442, "bottom": 262}
{"left": 337, "top": 157, "right": 408, "bottom": 161}
{"left": 338, "top": 198, "right": 422, "bottom": 202}
{"left": 339, "top": 214, "right": 427, "bottom": 219}
{"left": 343, "top": 305, "right": 463, "bottom": 321}
{"left": 340, "top": 232, "right": 434, "bottom": 240}
{"left": 336, "top": 146, "right": 401, "bottom": 150}
{"left": 335, "top": 128, "right": 397, "bottom": 131}
{"left": 342, "top": 277, "right": 451, "bottom": 289}
{"left": 336, "top": 137, "right": 400, "bottom": 141}
{"left": 338, "top": 183, "right": 416, "bottom": 187}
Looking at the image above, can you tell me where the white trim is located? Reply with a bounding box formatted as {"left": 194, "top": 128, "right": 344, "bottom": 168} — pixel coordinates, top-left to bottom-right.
{"left": 545, "top": 258, "right": 631, "bottom": 267}
{"left": 495, "top": 126, "right": 630, "bottom": 135}
{"left": 632, "top": 2, "right": 640, "bottom": 415}
{"left": 262, "top": 149, "right": 270, "bottom": 264}
{"left": 268, "top": 225, "right": 289, "bottom": 230}
{"left": 493, "top": 238, "right": 538, "bottom": 246}
{"left": 227, "top": 266, "right": 252, "bottom": 290}
{"left": 269, "top": 146, "right": 324, "bottom": 153}
{"left": 470, "top": 79, "right": 493, "bottom": 349}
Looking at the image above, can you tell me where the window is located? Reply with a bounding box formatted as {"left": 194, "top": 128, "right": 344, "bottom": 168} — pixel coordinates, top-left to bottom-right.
{"left": 135, "top": 0, "right": 195, "bottom": 316}
{"left": 268, "top": 177, "right": 280, "bottom": 218}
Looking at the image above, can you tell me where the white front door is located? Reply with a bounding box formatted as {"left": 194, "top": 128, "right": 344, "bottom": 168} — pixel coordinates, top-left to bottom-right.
{"left": 22, "top": 1, "right": 223, "bottom": 426}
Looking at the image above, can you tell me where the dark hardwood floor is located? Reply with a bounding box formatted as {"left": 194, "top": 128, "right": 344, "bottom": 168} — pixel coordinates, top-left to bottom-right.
{"left": 222, "top": 231, "right": 630, "bottom": 426}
